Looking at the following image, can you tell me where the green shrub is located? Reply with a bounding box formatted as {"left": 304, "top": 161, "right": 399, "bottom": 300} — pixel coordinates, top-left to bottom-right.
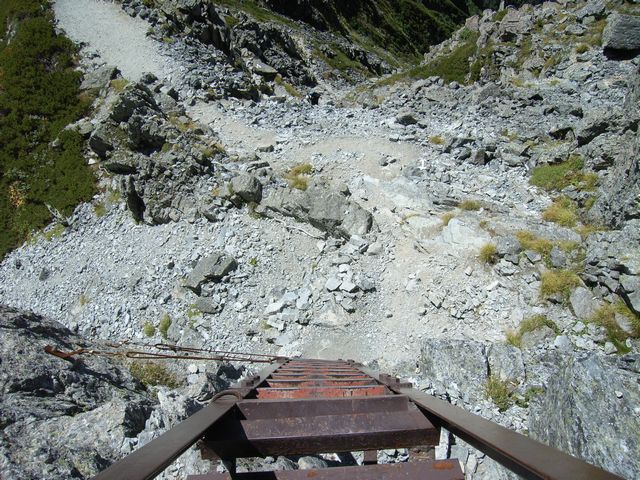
{"left": 542, "top": 196, "right": 578, "bottom": 227}
{"left": 506, "top": 314, "right": 560, "bottom": 348}
{"left": 485, "top": 375, "right": 513, "bottom": 411}
{"left": 479, "top": 243, "right": 498, "bottom": 264}
{"left": 540, "top": 269, "right": 581, "bottom": 301}
{"left": 0, "top": 0, "right": 95, "bottom": 259}
{"left": 530, "top": 155, "right": 597, "bottom": 192}
{"left": 159, "top": 314, "right": 172, "bottom": 340}
{"left": 129, "top": 361, "right": 180, "bottom": 388}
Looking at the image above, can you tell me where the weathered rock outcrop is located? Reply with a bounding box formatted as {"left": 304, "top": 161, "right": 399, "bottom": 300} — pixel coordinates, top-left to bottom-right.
{"left": 0, "top": 306, "right": 153, "bottom": 479}
{"left": 529, "top": 354, "right": 640, "bottom": 479}
{"left": 261, "top": 183, "right": 374, "bottom": 239}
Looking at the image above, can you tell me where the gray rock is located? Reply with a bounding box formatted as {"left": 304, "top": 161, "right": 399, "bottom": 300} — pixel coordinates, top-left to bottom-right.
{"left": 496, "top": 236, "right": 522, "bottom": 257}
{"left": 487, "top": 344, "right": 525, "bottom": 383}
{"left": 325, "top": 277, "right": 342, "bottom": 292}
{"left": 570, "top": 287, "right": 600, "bottom": 320}
{"left": 298, "top": 456, "right": 328, "bottom": 470}
{"left": 520, "top": 325, "right": 555, "bottom": 349}
{"left": 524, "top": 250, "right": 542, "bottom": 263}
{"left": 185, "top": 253, "right": 238, "bottom": 294}
{"left": 110, "top": 83, "right": 159, "bottom": 123}
{"left": 420, "top": 339, "right": 488, "bottom": 403}
{"left": 81, "top": 65, "right": 119, "bottom": 90}
{"left": 529, "top": 354, "right": 640, "bottom": 478}
{"left": 396, "top": 111, "right": 418, "bottom": 125}
{"left": 603, "top": 341, "right": 617, "bottom": 355}
{"left": 554, "top": 335, "right": 571, "bottom": 350}
{"left": 620, "top": 274, "right": 640, "bottom": 313}
{"left": 228, "top": 174, "right": 263, "bottom": 204}
{"left": 550, "top": 246, "right": 567, "bottom": 268}
{"left": 603, "top": 13, "right": 640, "bottom": 51}
{"left": 0, "top": 306, "right": 152, "bottom": 479}
{"left": 262, "top": 184, "right": 373, "bottom": 239}
{"left": 89, "top": 124, "right": 118, "bottom": 158}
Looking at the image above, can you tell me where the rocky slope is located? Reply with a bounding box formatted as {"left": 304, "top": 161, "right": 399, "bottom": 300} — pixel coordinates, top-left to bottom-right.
{"left": 1, "top": 0, "right": 640, "bottom": 478}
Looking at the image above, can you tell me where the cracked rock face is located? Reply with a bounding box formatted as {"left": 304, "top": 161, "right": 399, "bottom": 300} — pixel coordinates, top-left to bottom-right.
{"left": 0, "top": 306, "right": 153, "bottom": 479}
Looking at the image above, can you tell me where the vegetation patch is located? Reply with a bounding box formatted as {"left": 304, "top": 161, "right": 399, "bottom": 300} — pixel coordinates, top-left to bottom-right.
{"left": 485, "top": 375, "right": 514, "bottom": 412}
{"left": 129, "top": 361, "right": 180, "bottom": 388}
{"left": 530, "top": 155, "right": 597, "bottom": 192}
{"left": 0, "top": 0, "right": 95, "bottom": 259}
{"left": 159, "top": 314, "right": 172, "bottom": 340}
{"left": 274, "top": 74, "right": 303, "bottom": 97}
{"left": 542, "top": 196, "right": 578, "bottom": 227}
{"left": 516, "top": 231, "right": 554, "bottom": 261}
{"left": 478, "top": 243, "right": 498, "bottom": 264}
{"left": 143, "top": 322, "right": 156, "bottom": 337}
{"left": 506, "top": 315, "right": 559, "bottom": 348}
{"left": 440, "top": 211, "right": 456, "bottom": 227}
{"left": 284, "top": 162, "right": 313, "bottom": 191}
{"left": 540, "top": 269, "right": 581, "bottom": 301}
{"left": 458, "top": 199, "right": 481, "bottom": 211}
{"left": 588, "top": 300, "right": 640, "bottom": 352}
{"left": 429, "top": 135, "right": 445, "bottom": 145}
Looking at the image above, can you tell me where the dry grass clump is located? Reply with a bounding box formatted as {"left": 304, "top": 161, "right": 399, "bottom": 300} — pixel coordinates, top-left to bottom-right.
{"left": 440, "top": 211, "right": 456, "bottom": 226}
{"left": 429, "top": 135, "right": 445, "bottom": 145}
{"left": 458, "top": 199, "right": 481, "bottom": 211}
{"left": 159, "top": 314, "right": 172, "bottom": 340}
{"left": 540, "top": 269, "right": 581, "bottom": 301}
{"left": 130, "top": 361, "right": 180, "bottom": 388}
{"left": 478, "top": 243, "right": 498, "bottom": 264}
{"left": 506, "top": 315, "right": 559, "bottom": 348}
{"left": 542, "top": 196, "right": 578, "bottom": 227}
{"left": 588, "top": 301, "right": 640, "bottom": 352}
{"left": 284, "top": 162, "right": 313, "bottom": 190}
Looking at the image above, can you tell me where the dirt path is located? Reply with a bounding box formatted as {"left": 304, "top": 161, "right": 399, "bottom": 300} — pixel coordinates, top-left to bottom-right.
{"left": 53, "top": 0, "right": 168, "bottom": 81}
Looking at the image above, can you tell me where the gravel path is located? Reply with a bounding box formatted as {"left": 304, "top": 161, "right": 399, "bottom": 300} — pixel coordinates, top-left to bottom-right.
{"left": 53, "top": 0, "right": 168, "bottom": 81}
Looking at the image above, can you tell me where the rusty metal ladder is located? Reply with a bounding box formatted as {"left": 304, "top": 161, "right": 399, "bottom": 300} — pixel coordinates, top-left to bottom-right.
{"left": 92, "top": 357, "right": 624, "bottom": 480}
{"left": 190, "top": 358, "right": 461, "bottom": 479}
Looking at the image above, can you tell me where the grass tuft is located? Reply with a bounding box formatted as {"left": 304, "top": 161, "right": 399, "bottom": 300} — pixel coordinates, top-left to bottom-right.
{"left": 143, "top": 322, "right": 156, "bottom": 337}
{"left": 542, "top": 196, "right": 578, "bottom": 227}
{"left": 588, "top": 300, "right": 639, "bottom": 352}
{"left": 440, "top": 211, "right": 456, "bottom": 226}
{"left": 159, "top": 314, "right": 172, "bottom": 340}
{"left": 479, "top": 243, "right": 498, "bottom": 264}
{"left": 530, "top": 155, "right": 597, "bottom": 192}
{"left": 485, "top": 375, "right": 513, "bottom": 412}
{"left": 129, "top": 361, "right": 180, "bottom": 388}
{"left": 429, "top": 135, "right": 445, "bottom": 145}
{"left": 458, "top": 199, "right": 481, "bottom": 211}
{"left": 540, "top": 269, "right": 581, "bottom": 301}
{"left": 284, "top": 163, "right": 313, "bottom": 191}
{"left": 506, "top": 315, "right": 559, "bottom": 348}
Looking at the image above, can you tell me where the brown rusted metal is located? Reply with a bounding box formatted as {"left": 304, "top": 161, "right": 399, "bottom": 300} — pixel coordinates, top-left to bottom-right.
{"left": 237, "top": 395, "right": 410, "bottom": 419}
{"left": 187, "top": 459, "right": 464, "bottom": 479}
{"left": 363, "top": 368, "right": 624, "bottom": 480}
{"left": 204, "top": 409, "right": 439, "bottom": 458}
{"left": 265, "top": 378, "right": 376, "bottom": 387}
{"left": 256, "top": 385, "right": 387, "bottom": 398}
{"left": 92, "top": 360, "right": 285, "bottom": 480}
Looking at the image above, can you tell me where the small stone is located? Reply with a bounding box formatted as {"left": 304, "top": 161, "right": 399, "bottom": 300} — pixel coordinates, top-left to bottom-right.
{"left": 573, "top": 321, "right": 586, "bottom": 333}
{"left": 325, "top": 277, "right": 342, "bottom": 291}
{"left": 554, "top": 335, "right": 571, "bottom": 350}
{"left": 367, "top": 242, "right": 383, "bottom": 256}
{"left": 265, "top": 301, "right": 285, "bottom": 315}
{"left": 603, "top": 341, "right": 617, "bottom": 355}
{"left": 615, "top": 390, "right": 624, "bottom": 399}
{"left": 524, "top": 250, "right": 542, "bottom": 263}
{"left": 187, "top": 364, "right": 199, "bottom": 374}
{"left": 464, "top": 266, "right": 473, "bottom": 276}
{"left": 486, "top": 281, "right": 500, "bottom": 291}
{"left": 340, "top": 281, "right": 358, "bottom": 293}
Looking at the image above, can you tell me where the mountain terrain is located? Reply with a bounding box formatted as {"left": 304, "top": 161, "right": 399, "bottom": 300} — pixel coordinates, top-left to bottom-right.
{"left": 0, "top": 0, "right": 639, "bottom": 478}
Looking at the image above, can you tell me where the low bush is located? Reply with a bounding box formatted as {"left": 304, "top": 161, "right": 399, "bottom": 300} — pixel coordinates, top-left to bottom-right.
{"left": 485, "top": 375, "right": 513, "bottom": 412}
{"left": 159, "top": 314, "right": 172, "bottom": 339}
{"left": 284, "top": 163, "right": 313, "bottom": 191}
{"left": 458, "top": 199, "right": 481, "bottom": 211}
{"left": 588, "top": 300, "right": 639, "bottom": 352}
{"left": 530, "top": 155, "right": 597, "bottom": 192}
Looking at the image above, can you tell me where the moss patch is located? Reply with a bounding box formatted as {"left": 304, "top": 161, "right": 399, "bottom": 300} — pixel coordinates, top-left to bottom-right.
{"left": 530, "top": 155, "right": 597, "bottom": 192}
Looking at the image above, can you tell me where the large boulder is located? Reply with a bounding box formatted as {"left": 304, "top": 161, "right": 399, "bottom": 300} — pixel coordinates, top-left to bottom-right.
{"left": 529, "top": 354, "right": 640, "bottom": 479}
{"left": 262, "top": 183, "right": 373, "bottom": 239}
{"left": 0, "top": 306, "right": 152, "bottom": 479}
{"left": 603, "top": 13, "right": 640, "bottom": 52}
{"left": 185, "top": 253, "right": 238, "bottom": 294}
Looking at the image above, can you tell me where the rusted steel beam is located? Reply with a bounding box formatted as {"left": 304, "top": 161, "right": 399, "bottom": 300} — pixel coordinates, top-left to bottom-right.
{"left": 266, "top": 378, "right": 376, "bottom": 388}
{"left": 256, "top": 385, "right": 387, "bottom": 398}
{"left": 204, "top": 410, "right": 439, "bottom": 458}
{"left": 92, "top": 360, "right": 285, "bottom": 480}
{"left": 360, "top": 369, "right": 623, "bottom": 480}
{"left": 187, "top": 459, "right": 464, "bottom": 479}
{"left": 270, "top": 373, "right": 372, "bottom": 379}
{"left": 237, "top": 395, "right": 410, "bottom": 419}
